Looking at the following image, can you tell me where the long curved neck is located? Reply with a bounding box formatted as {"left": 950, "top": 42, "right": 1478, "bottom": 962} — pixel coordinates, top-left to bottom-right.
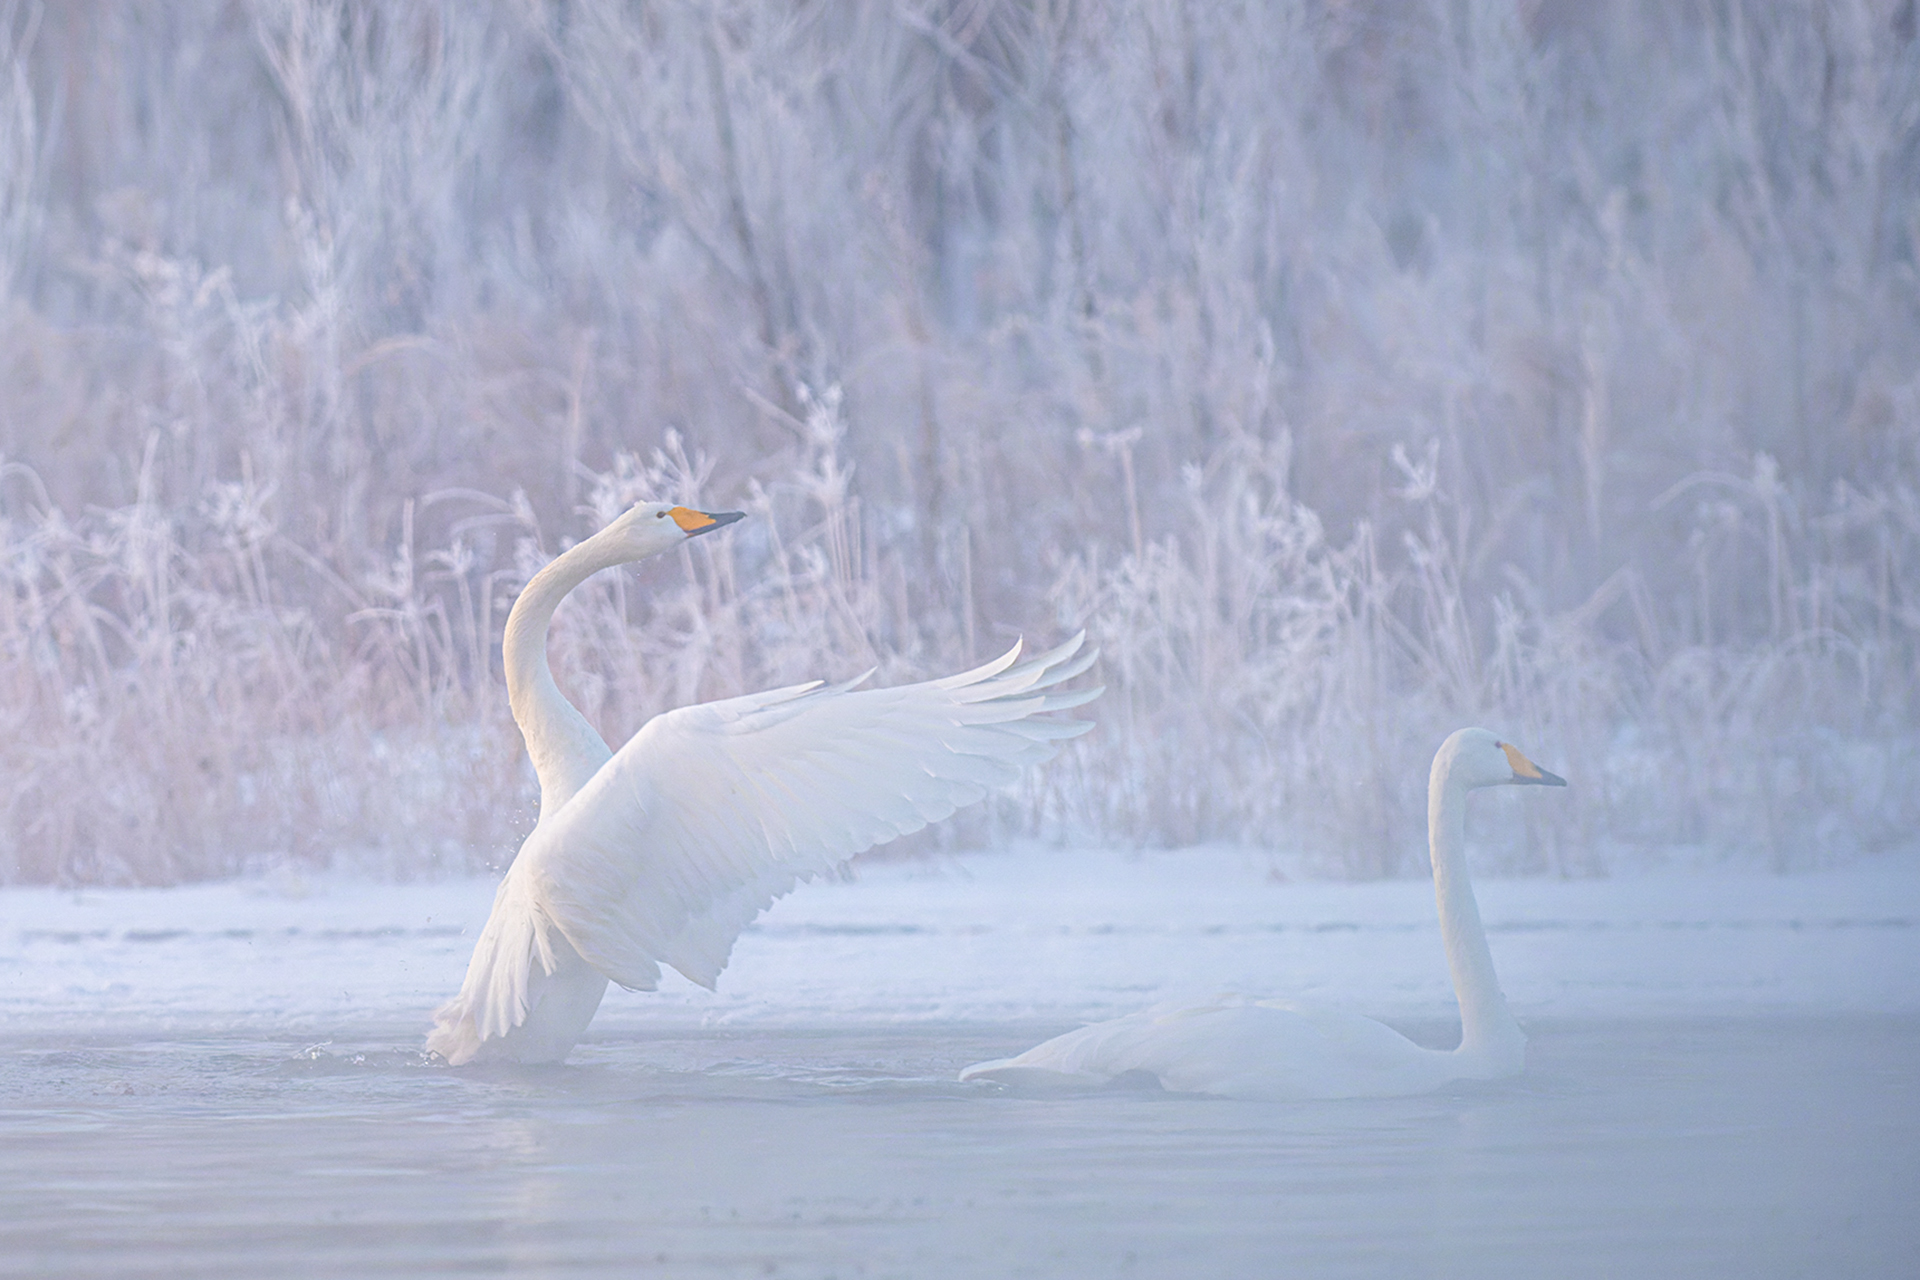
{"left": 503, "top": 534, "right": 620, "bottom": 821}
{"left": 1428, "top": 760, "right": 1524, "bottom": 1070}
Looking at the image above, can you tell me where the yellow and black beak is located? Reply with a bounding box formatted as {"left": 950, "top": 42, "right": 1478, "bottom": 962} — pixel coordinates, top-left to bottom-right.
{"left": 668, "top": 507, "right": 746, "bottom": 538}
{"left": 1500, "top": 742, "right": 1567, "bottom": 787}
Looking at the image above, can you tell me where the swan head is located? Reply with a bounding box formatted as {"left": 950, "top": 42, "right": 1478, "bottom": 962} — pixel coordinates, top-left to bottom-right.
{"left": 1439, "top": 727, "right": 1567, "bottom": 791}
{"left": 601, "top": 501, "right": 745, "bottom": 562}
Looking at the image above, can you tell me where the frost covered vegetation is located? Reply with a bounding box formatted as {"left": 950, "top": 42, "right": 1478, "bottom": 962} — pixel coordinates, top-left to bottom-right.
{"left": 1, "top": 0, "right": 1917, "bottom": 884}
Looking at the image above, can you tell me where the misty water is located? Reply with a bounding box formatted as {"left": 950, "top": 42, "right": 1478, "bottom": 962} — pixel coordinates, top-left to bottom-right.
{"left": 5, "top": 854, "right": 1918, "bottom": 1277}
{"left": 3, "top": 1016, "right": 1914, "bottom": 1279}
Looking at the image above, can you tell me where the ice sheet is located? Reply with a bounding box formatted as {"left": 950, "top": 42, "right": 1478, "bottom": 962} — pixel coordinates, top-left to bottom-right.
{"left": 4, "top": 847, "right": 1916, "bottom": 1036}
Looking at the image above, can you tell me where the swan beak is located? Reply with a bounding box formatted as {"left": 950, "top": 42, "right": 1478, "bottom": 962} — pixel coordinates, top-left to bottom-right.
{"left": 1501, "top": 742, "right": 1567, "bottom": 787}
{"left": 669, "top": 507, "right": 746, "bottom": 537}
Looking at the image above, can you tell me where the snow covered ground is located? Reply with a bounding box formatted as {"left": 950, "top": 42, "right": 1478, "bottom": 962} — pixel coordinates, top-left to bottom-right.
{"left": 3, "top": 848, "right": 1918, "bottom": 1278}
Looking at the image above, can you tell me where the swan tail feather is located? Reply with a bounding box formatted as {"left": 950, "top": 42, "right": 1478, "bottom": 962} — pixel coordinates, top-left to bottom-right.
{"left": 425, "top": 877, "right": 540, "bottom": 1065}
{"left": 426, "top": 871, "right": 629, "bottom": 1066}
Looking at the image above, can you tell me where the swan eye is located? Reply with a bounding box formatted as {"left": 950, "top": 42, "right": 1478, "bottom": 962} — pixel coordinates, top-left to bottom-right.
{"left": 656, "top": 511, "right": 667, "bottom": 519}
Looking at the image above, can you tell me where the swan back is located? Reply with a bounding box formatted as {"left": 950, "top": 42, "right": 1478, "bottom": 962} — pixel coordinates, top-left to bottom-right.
{"left": 961, "top": 996, "right": 1453, "bottom": 1100}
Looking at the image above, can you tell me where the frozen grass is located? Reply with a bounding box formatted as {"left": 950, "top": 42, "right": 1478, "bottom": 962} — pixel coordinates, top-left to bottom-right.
{"left": 0, "top": 1, "right": 1917, "bottom": 883}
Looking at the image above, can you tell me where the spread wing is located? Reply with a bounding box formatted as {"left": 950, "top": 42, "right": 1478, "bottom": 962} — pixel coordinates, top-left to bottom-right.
{"left": 517, "top": 634, "right": 1099, "bottom": 991}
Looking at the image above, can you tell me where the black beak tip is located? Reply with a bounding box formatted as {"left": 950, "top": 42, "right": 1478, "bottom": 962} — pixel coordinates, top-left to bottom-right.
{"left": 689, "top": 510, "right": 746, "bottom": 537}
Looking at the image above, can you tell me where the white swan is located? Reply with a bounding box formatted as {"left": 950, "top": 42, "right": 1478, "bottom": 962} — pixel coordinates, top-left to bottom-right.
{"left": 958, "top": 728, "right": 1565, "bottom": 1100}
{"left": 427, "top": 501, "right": 1098, "bottom": 1065}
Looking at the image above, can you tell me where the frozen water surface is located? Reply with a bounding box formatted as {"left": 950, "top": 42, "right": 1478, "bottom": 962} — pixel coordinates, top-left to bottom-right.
{"left": 3, "top": 849, "right": 1918, "bottom": 1278}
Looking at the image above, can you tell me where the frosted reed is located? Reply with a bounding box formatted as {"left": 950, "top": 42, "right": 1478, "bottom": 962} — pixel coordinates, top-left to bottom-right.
{"left": 1, "top": 0, "right": 1914, "bottom": 882}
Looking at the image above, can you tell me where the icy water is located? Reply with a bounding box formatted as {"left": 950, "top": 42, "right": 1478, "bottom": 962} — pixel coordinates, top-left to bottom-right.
{"left": 3, "top": 1016, "right": 1915, "bottom": 1279}
{"left": 5, "top": 852, "right": 1918, "bottom": 1276}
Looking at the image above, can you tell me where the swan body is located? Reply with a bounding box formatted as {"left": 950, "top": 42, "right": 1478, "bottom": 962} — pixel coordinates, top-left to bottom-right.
{"left": 428, "top": 501, "right": 1099, "bottom": 1065}
{"left": 958, "top": 729, "right": 1565, "bottom": 1100}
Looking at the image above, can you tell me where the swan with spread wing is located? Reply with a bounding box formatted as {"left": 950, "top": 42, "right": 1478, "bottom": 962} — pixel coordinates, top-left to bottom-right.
{"left": 428, "top": 501, "right": 1099, "bottom": 1065}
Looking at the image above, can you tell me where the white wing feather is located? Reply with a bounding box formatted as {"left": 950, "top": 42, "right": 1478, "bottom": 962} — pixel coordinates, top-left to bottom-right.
{"left": 518, "top": 634, "right": 1098, "bottom": 993}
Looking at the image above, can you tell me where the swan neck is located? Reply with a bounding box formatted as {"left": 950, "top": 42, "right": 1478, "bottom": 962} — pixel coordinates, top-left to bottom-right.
{"left": 502, "top": 535, "right": 620, "bottom": 816}
{"left": 1428, "top": 758, "right": 1524, "bottom": 1068}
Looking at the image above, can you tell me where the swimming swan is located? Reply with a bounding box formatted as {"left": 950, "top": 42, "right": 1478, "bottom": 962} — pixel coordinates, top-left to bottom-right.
{"left": 427, "top": 501, "right": 1098, "bottom": 1065}
{"left": 958, "top": 728, "right": 1564, "bottom": 1099}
